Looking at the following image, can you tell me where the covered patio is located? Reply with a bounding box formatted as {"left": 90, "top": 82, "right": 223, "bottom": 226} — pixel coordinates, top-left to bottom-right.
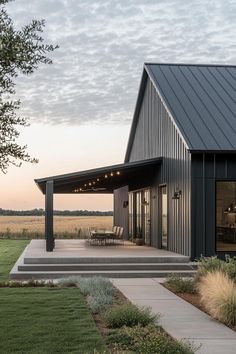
{"left": 10, "top": 239, "right": 195, "bottom": 280}
{"left": 34, "top": 157, "right": 162, "bottom": 252}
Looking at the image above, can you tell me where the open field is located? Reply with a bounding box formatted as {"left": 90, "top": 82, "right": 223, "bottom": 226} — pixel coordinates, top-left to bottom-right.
{"left": 0, "top": 215, "right": 113, "bottom": 239}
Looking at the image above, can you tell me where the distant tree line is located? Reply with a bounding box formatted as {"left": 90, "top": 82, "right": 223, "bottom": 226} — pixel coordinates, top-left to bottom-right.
{"left": 0, "top": 208, "right": 113, "bottom": 216}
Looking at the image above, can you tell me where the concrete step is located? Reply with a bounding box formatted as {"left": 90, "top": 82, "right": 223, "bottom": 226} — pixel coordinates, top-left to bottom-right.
{"left": 23, "top": 256, "right": 190, "bottom": 264}
{"left": 18, "top": 263, "right": 198, "bottom": 272}
{"left": 10, "top": 269, "right": 197, "bottom": 280}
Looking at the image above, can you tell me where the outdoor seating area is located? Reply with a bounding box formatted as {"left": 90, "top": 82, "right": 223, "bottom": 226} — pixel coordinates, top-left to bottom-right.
{"left": 88, "top": 226, "right": 124, "bottom": 246}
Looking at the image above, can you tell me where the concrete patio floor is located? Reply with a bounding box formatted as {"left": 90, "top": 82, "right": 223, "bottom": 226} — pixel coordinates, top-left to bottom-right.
{"left": 22, "top": 239, "right": 189, "bottom": 260}
{"left": 113, "top": 278, "right": 236, "bottom": 354}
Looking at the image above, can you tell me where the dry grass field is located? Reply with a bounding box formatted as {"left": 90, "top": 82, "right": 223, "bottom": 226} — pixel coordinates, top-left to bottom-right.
{"left": 0, "top": 216, "right": 113, "bottom": 239}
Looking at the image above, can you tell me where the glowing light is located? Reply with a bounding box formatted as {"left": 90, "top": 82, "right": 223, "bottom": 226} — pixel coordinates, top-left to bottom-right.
{"left": 84, "top": 184, "right": 87, "bottom": 187}
{"left": 110, "top": 172, "right": 114, "bottom": 176}
{"left": 93, "top": 181, "right": 95, "bottom": 184}
{"left": 105, "top": 174, "right": 108, "bottom": 178}
{"left": 116, "top": 171, "right": 120, "bottom": 175}
{"left": 97, "top": 178, "right": 100, "bottom": 182}
{"left": 89, "top": 182, "right": 92, "bottom": 186}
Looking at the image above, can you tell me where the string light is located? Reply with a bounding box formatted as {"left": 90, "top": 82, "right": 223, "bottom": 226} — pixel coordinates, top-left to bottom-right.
{"left": 105, "top": 174, "right": 108, "bottom": 178}
{"left": 116, "top": 171, "right": 120, "bottom": 175}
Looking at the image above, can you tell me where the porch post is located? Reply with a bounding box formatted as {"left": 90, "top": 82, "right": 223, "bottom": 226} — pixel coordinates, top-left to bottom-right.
{"left": 45, "top": 180, "right": 54, "bottom": 252}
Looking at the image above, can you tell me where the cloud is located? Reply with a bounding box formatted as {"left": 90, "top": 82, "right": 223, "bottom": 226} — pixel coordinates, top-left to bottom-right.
{"left": 5, "top": 0, "right": 236, "bottom": 125}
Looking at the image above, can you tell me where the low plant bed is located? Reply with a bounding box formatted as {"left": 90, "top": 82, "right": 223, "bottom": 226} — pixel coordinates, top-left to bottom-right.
{"left": 164, "top": 271, "right": 236, "bottom": 332}
{"left": 57, "top": 277, "right": 198, "bottom": 354}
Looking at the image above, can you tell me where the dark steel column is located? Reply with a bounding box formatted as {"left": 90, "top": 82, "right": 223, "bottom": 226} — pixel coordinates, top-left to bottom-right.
{"left": 45, "top": 180, "right": 54, "bottom": 252}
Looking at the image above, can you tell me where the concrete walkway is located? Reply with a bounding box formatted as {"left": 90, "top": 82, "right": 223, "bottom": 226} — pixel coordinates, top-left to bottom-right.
{"left": 112, "top": 278, "right": 236, "bottom": 354}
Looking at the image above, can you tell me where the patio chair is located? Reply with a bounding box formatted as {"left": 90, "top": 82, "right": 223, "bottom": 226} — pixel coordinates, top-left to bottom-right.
{"left": 114, "top": 226, "right": 124, "bottom": 245}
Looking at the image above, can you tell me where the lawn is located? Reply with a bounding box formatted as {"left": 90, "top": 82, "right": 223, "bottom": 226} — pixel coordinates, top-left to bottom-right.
{"left": 0, "top": 287, "right": 106, "bottom": 354}
{"left": 0, "top": 239, "right": 29, "bottom": 281}
{"left": 0, "top": 240, "right": 107, "bottom": 353}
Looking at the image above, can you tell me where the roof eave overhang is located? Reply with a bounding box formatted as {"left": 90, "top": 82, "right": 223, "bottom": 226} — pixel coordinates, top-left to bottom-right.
{"left": 35, "top": 157, "right": 162, "bottom": 195}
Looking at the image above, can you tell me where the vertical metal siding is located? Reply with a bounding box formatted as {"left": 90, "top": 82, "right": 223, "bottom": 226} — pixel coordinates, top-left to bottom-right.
{"left": 192, "top": 153, "right": 236, "bottom": 259}
{"left": 128, "top": 77, "right": 192, "bottom": 256}
{"left": 114, "top": 186, "right": 129, "bottom": 239}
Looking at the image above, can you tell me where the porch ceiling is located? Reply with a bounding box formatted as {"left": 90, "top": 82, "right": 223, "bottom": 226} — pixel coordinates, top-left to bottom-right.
{"left": 35, "top": 157, "right": 162, "bottom": 194}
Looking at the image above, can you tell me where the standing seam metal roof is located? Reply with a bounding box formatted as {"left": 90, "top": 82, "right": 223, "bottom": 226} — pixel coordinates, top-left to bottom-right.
{"left": 131, "top": 63, "right": 236, "bottom": 153}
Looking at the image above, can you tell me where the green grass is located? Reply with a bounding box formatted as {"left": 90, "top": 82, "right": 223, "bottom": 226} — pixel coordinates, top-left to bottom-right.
{"left": 0, "top": 287, "right": 106, "bottom": 354}
{"left": 0, "top": 239, "right": 29, "bottom": 281}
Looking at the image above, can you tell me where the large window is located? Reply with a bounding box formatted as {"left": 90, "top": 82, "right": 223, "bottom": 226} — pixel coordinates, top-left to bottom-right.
{"left": 216, "top": 181, "right": 236, "bottom": 252}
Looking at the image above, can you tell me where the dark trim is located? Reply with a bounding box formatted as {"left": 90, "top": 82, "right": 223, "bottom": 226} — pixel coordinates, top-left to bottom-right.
{"left": 144, "top": 62, "right": 236, "bottom": 68}
{"left": 45, "top": 181, "right": 54, "bottom": 252}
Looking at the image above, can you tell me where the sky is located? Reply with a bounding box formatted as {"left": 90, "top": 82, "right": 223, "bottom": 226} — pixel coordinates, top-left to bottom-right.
{"left": 0, "top": 0, "right": 236, "bottom": 210}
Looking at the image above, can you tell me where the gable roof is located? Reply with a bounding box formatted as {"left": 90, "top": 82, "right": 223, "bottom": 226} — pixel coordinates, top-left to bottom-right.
{"left": 125, "top": 63, "right": 236, "bottom": 161}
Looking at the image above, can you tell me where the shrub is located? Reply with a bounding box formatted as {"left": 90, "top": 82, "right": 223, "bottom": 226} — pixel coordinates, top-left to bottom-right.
{"left": 78, "top": 277, "right": 115, "bottom": 297}
{"left": 197, "top": 255, "right": 236, "bottom": 281}
{"left": 78, "top": 277, "right": 115, "bottom": 314}
{"left": 165, "top": 274, "right": 196, "bottom": 294}
{"left": 107, "top": 325, "right": 198, "bottom": 354}
{"left": 57, "top": 277, "right": 79, "bottom": 287}
{"left": 87, "top": 293, "right": 114, "bottom": 314}
{"left": 104, "top": 304, "right": 158, "bottom": 328}
{"left": 198, "top": 271, "right": 236, "bottom": 325}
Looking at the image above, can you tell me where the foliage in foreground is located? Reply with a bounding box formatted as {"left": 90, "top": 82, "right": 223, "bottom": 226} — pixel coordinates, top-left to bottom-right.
{"left": 197, "top": 255, "right": 236, "bottom": 281}
{"left": 0, "top": 0, "right": 58, "bottom": 173}
{"left": 104, "top": 303, "right": 158, "bottom": 328}
{"left": 165, "top": 274, "right": 196, "bottom": 294}
{"left": 58, "top": 276, "right": 115, "bottom": 314}
{"left": 107, "top": 324, "right": 198, "bottom": 354}
{"left": 198, "top": 271, "right": 236, "bottom": 326}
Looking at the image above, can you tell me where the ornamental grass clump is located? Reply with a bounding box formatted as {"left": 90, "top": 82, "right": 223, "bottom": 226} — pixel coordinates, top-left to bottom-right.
{"left": 198, "top": 271, "right": 236, "bottom": 325}
{"left": 104, "top": 303, "right": 158, "bottom": 328}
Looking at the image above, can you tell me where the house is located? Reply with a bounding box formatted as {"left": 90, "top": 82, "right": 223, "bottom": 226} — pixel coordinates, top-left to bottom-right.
{"left": 35, "top": 63, "right": 236, "bottom": 260}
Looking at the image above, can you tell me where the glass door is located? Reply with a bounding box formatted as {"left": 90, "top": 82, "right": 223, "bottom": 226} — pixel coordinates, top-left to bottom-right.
{"left": 135, "top": 191, "right": 142, "bottom": 238}
{"left": 143, "top": 189, "right": 151, "bottom": 245}
{"left": 160, "top": 186, "right": 168, "bottom": 249}
{"left": 132, "top": 189, "right": 151, "bottom": 245}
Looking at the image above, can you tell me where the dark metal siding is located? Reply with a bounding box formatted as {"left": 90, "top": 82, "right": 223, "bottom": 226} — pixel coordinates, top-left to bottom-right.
{"left": 147, "top": 64, "right": 236, "bottom": 151}
{"left": 128, "top": 77, "right": 191, "bottom": 256}
{"left": 114, "top": 186, "right": 129, "bottom": 239}
{"left": 192, "top": 153, "right": 236, "bottom": 259}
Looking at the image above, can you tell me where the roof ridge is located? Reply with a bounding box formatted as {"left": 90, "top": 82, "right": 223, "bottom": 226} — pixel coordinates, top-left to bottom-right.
{"left": 144, "top": 62, "right": 236, "bottom": 68}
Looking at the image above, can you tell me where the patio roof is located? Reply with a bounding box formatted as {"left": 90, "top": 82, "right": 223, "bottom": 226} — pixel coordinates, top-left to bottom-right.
{"left": 35, "top": 157, "right": 162, "bottom": 194}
